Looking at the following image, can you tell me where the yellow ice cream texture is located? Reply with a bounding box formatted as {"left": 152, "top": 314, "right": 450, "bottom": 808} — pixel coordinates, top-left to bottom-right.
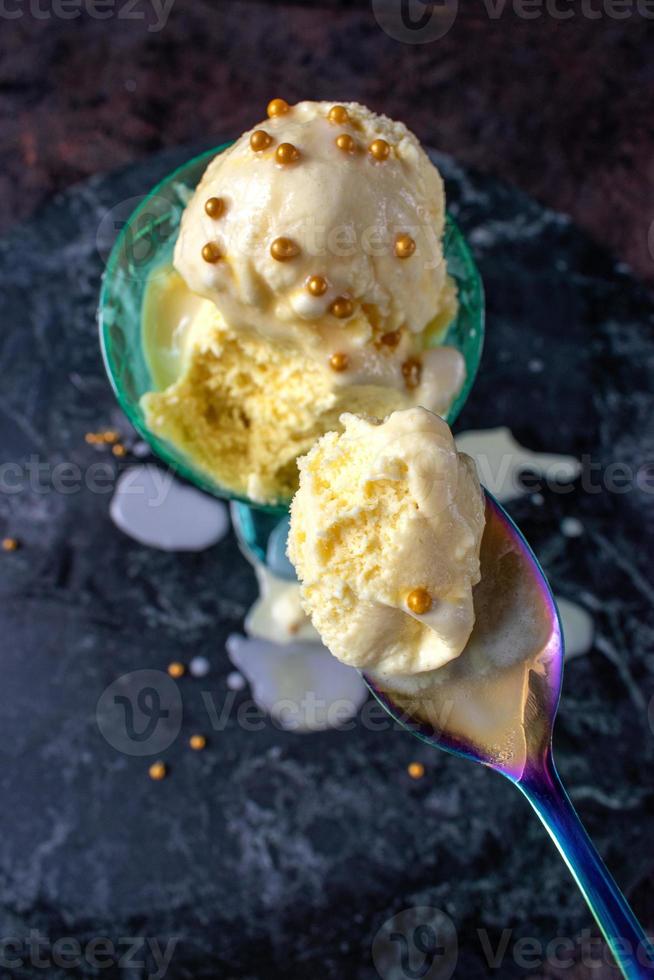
{"left": 287, "top": 407, "right": 486, "bottom": 689}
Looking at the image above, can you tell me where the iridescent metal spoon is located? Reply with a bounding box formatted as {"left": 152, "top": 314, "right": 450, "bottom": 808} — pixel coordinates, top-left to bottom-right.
{"left": 366, "top": 491, "right": 654, "bottom": 979}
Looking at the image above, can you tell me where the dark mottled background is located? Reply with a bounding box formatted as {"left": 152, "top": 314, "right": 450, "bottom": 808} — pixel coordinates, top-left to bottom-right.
{"left": 1, "top": 0, "right": 654, "bottom": 285}
{"left": 1, "top": 2, "right": 654, "bottom": 979}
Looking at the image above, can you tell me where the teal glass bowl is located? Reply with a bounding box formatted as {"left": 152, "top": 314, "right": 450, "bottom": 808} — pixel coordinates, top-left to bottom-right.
{"left": 98, "top": 143, "right": 485, "bottom": 524}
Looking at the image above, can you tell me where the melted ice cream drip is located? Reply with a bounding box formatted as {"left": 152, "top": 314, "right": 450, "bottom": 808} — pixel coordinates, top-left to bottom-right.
{"left": 557, "top": 597, "right": 594, "bottom": 660}
{"left": 455, "top": 427, "right": 581, "bottom": 503}
{"left": 454, "top": 427, "right": 592, "bottom": 661}
{"left": 226, "top": 634, "right": 367, "bottom": 733}
{"left": 247, "top": 562, "right": 319, "bottom": 644}
{"left": 231, "top": 557, "right": 367, "bottom": 731}
{"left": 109, "top": 464, "right": 228, "bottom": 551}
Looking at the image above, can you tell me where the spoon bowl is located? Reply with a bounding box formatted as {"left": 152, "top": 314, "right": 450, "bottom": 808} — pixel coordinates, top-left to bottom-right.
{"left": 366, "top": 491, "right": 654, "bottom": 980}
{"left": 369, "top": 493, "right": 562, "bottom": 778}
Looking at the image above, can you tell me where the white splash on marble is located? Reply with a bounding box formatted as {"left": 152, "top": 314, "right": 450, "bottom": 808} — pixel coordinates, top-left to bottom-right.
{"left": 456, "top": 427, "right": 593, "bottom": 661}
{"left": 189, "top": 655, "right": 211, "bottom": 678}
{"left": 226, "top": 670, "right": 247, "bottom": 691}
{"left": 132, "top": 440, "right": 151, "bottom": 459}
{"left": 455, "top": 427, "right": 581, "bottom": 503}
{"left": 556, "top": 596, "right": 594, "bottom": 660}
{"left": 230, "top": 557, "right": 367, "bottom": 731}
{"left": 561, "top": 516, "right": 584, "bottom": 537}
{"left": 226, "top": 634, "right": 367, "bottom": 732}
{"left": 246, "top": 562, "right": 319, "bottom": 644}
{"left": 109, "top": 463, "right": 228, "bottom": 551}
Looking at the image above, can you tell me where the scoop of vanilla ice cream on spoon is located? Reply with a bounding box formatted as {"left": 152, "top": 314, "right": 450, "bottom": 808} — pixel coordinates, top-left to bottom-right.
{"left": 174, "top": 100, "right": 456, "bottom": 396}
{"left": 288, "top": 407, "right": 485, "bottom": 689}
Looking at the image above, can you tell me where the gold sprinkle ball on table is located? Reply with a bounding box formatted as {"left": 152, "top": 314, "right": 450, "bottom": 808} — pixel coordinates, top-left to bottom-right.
{"left": 149, "top": 761, "right": 167, "bottom": 781}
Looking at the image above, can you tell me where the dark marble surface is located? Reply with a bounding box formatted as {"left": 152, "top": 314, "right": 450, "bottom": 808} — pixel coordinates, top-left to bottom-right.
{"left": 0, "top": 146, "right": 653, "bottom": 979}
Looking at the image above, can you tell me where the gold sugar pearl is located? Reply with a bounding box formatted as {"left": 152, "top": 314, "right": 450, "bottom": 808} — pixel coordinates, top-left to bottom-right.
{"left": 395, "top": 233, "right": 416, "bottom": 259}
{"left": 189, "top": 734, "right": 207, "bottom": 751}
{"left": 406, "top": 587, "right": 432, "bottom": 615}
{"left": 381, "top": 330, "right": 401, "bottom": 348}
{"left": 2, "top": 537, "right": 18, "bottom": 552}
{"left": 329, "top": 296, "right": 354, "bottom": 319}
{"left": 112, "top": 444, "right": 126, "bottom": 457}
{"left": 267, "top": 97, "right": 290, "bottom": 118}
{"left": 250, "top": 129, "right": 273, "bottom": 152}
{"left": 204, "top": 197, "right": 224, "bottom": 219}
{"left": 201, "top": 242, "right": 222, "bottom": 264}
{"left": 328, "top": 105, "right": 349, "bottom": 125}
{"left": 270, "top": 237, "right": 300, "bottom": 262}
{"left": 103, "top": 430, "right": 120, "bottom": 444}
{"left": 329, "top": 352, "right": 349, "bottom": 372}
{"left": 306, "top": 274, "right": 328, "bottom": 296}
{"left": 335, "top": 133, "right": 356, "bottom": 155}
{"left": 402, "top": 357, "right": 422, "bottom": 390}
{"left": 167, "top": 661, "right": 185, "bottom": 679}
{"left": 408, "top": 761, "right": 425, "bottom": 780}
{"left": 149, "top": 761, "right": 167, "bottom": 781}
{"left": 275, "top": 142, "right": 300, "bottom": 165}
{"left": 368, "top": 138, "right": 391, "bottom": 162}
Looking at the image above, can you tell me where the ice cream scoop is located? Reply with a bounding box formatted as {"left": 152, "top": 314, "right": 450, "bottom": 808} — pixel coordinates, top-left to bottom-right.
{"left": 288, "top": 407, "right": 486, "bottom": 686}
{"left": 174, "top": 100, "right": 457, "bottom": 383}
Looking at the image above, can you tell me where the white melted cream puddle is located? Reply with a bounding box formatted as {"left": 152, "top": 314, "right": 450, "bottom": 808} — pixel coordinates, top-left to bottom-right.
{"left": 108, "top": 429, "right": 593, "bottom": 732}
{"left": 556, "top": 597, "right": 594, "bottom": 660}
{"left": 455, "top": 427, "right": 581, "bottom": 503}
{"left": 454, "top": 428, "right": 593, "bottom": 660}
{"left": 226, "top": 633, "right": 367, "bottom": 733}
{"left": 231, "top": 560, "right": 367, "bottom": 732}
{"left": 109, "top": 464, "right": 228, "bottom": 551}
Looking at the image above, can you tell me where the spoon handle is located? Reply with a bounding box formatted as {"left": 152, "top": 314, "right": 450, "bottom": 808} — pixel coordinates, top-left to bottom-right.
{"left": 518, "top": 751, "right": 654, "bottom": 979}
